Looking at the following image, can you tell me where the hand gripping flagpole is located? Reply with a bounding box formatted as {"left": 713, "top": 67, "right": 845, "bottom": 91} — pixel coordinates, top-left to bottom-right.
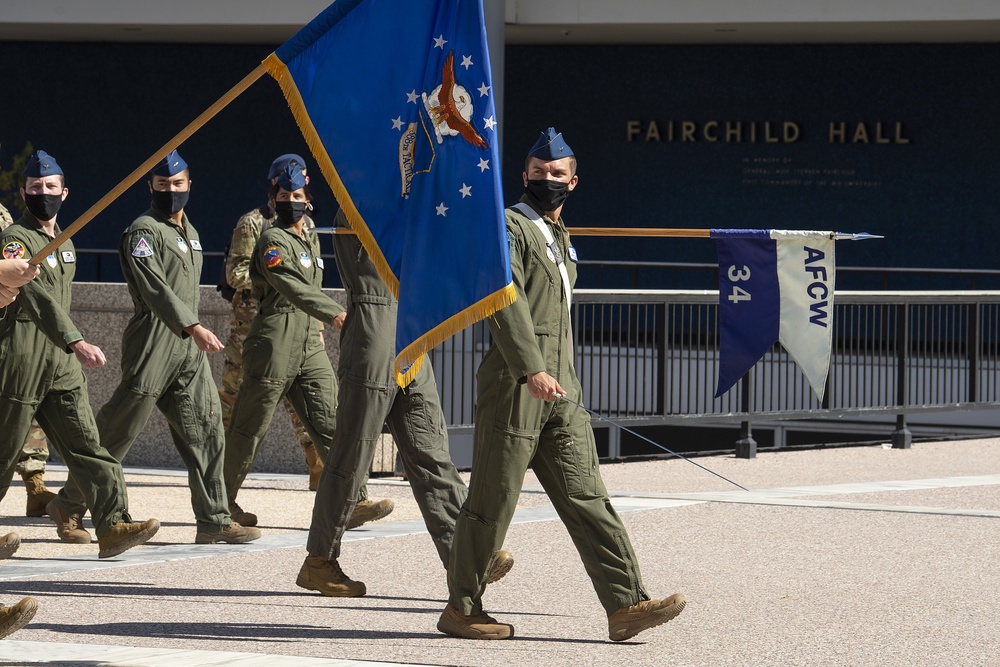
{"left": 556, "top": 394, "right": 750, "bottom": 492}
{"left": 28, "top": 64, "right": 268, "bottom": 266}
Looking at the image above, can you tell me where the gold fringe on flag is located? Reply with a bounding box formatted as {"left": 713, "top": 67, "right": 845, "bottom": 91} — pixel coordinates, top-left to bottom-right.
{"left": 394, "top": 282, "right": 516, "bottom": 386}
{"left": 263, "top": 53, "right": 399, "bottom": 297}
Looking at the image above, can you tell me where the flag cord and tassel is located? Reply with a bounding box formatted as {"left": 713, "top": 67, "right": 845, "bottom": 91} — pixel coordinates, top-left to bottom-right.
{"left": 28, "top": 63, "right": 268, "bottom": 265}
{"left": 556, "top": 394, "right": 751, "bottom": 492}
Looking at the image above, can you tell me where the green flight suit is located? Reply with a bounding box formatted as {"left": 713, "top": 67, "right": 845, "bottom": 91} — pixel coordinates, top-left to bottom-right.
{"left": 0, "top": 204, "right": 52, "bottom": 476}
{"left": 224, "top": 220, "right": 343, "bottom": 503}
{"left": 0, "top": 214, "right": 131, "bottom": 538}
{"left": 448, "top": 196, "right": 650, "bottom": 617}
{"left": 61, "top": 207, "right": 230, "bottom": 534}
{"left": 219, "top": 205, "right": 319, "bottom": 455}
{"left": 307, "top": 210, "right": 466, "bottom": 565}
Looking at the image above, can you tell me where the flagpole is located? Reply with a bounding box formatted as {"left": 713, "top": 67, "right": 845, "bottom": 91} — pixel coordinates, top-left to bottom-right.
{"left": 312, "top": 227, "right": 880, "bottom": 240}
{"left": 29, "top": 63, "right": 268, "bottom": 265}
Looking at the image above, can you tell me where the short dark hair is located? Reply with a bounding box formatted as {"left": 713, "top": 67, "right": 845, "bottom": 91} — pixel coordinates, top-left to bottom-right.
{"left": 524, "top": 155, "right": 577, "bottom": 176}
{"left": 23, "top": 174, "right": 66, "bottom": 188}
{"left": 269, "top": 181, "right": 313, "bottom": 203}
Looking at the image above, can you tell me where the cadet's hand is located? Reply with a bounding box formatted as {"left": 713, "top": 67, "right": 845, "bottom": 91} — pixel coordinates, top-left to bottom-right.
{"left": 0, "top": 283, "right": 19, "bottom": 307}
{"left": 332, "top": 312, "right": 347, "bottom": 331}
{"left": 0, "top": 258, "right": 40, "bottom": 288}
{"left": 69, "top": 340, "right": 107, "bottom": 369}
{"left": 184, "top": 323, "right": 225, "bottom": 353}
{"left": 526, "top": 371, "right": 566, "bottom": 402}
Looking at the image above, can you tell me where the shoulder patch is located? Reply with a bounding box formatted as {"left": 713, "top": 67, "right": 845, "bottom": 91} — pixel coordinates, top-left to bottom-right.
{"left": 264, "top": 245, "right": 282, "bottom": 269}
{"left": 2, "top": 241, "right": 25, "bottom": 260}
{"left": 132, "top": 237, "right": 154, "bottom": 258}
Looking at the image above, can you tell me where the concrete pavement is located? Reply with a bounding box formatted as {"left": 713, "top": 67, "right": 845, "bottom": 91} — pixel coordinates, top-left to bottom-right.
{"left": 2, "top": 437, "right": 1000, "bottom": 666}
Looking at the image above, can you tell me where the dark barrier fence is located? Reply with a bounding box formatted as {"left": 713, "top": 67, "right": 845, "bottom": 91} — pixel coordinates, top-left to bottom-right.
{"left": 427, "top": 289, "right": 1000, "bottom": 460}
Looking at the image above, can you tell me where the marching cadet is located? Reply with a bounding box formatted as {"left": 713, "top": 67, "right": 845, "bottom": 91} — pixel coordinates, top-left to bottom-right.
{"left": 439, "top": 129, "right": 686, "bottom": 642}
{"left": 297, "top": 209, "right": 511, "bottom": 597}
{"left": 56, "top": 150, "right": 259, "bottom": 545}
{"left": 0, "top": 149, "right": 159, "bottom": 559}
{"left": 0, "top": 202, "right": 57, "bottom": 518}
{"left": 224, "top": 165, "right": 345, "bottom": 523}
{"left": 220, "top": 154, "right": 326, "bottom": 494}
{"left": 219, "top": 153, "right": 392, "bottom": 528}
{"left": 0, "top": 252, "right": 40, "bottom": 641}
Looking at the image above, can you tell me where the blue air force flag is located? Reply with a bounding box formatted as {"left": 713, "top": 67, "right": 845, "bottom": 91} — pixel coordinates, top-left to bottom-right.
{"left": 264, "top": 0, "right": 513, "bottom": 385}
{"left": 712, "top": 229, "right": 835, "bottom": 400}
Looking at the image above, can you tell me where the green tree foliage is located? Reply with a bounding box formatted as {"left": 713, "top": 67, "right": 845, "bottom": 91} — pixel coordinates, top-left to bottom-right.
{"left": 0, "top": 141, "right": 35, "bottom": 217}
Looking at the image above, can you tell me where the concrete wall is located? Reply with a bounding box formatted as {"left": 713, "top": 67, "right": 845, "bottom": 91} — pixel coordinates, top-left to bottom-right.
{"left": 66, "top": 282, "right": 354, "bottom": 475}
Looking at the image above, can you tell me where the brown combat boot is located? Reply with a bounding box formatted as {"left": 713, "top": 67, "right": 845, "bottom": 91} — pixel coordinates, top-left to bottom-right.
{"left": 195, "top": 522, "right": 262, "bottom": 544}
{"left": 608, "top": 593, "right": 686, "bottom": 642}
{"left": 484, "top": 550, "right": 514, "bottom": 585}
{"left": 21, "top": 471, "right": 56, "bottom": 518}
{"left": 0, "top": 532, "right": 20, "bottom": 560}
{"left": 0, "top": 597, "right": 38, "bottom": 640}
{"left": 296, "top": 555, "right": 366, "bottom": 597}
{"left": 97, "top": 518, "right": 160, "bottom": 559}
{"left": 229, "top": 501, "right": 258, "bottom": 527}
{"left": 346, "top": 498, "right": 394, "bottom": 529}
{"left": 46, "top": 498, "right": 92, "bottom": 544}
{"left": 304, "top": 444, "right": 324, "bottom": 491}
{"left": 437, "top": 604, "right": 514, "bottom": 640}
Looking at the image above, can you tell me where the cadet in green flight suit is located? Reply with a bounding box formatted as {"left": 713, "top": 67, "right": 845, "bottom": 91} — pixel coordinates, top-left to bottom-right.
{"left": 57, "top": 150, "right": 259, "bottom": 545}
{"left": 0, "top": 201, "right": 57, "bottom": 518}
{"left": 0, "top": 149, "right": 159, "bottom": 559}
{"left": 296, "top": 209, "right": 512, "bottom": 597}
{"left": 224, "top": 165, "right": 345, "bottom": 519}
{"left": 439, "top": 129, "right": 685, "bottom": 642}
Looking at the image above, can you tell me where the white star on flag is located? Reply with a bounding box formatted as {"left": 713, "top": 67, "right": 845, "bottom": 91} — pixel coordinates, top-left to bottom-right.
{"left": 436, "top": 202, "right": 449, "bottom": 216}
{"left": 483, "top": 115, "right": 497, "bottom": 131}
{"left": 406, "top": 90, "right": 419, "bottom": 104}
{"left": 391, "top": 116, "right": 404, "bottom": 130}
{"left": 477, "top": 83, "right": 490, "bottom": 97}
{"left": 477, "top": 158, "right": 490, "bottom": 172}
{"left": 433, "top": 35, "right": 447, "bottom": 49}
{"left": 460, "top": 55, "right": 473, "bottom": 70}
{"left": 459, "top": 183, "right": 472, "bottom": 198}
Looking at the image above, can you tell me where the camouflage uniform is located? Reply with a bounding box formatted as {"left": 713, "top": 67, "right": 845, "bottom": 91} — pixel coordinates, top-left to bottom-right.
{"left": 220, "top": 203, "right": 319, "bottom": 454}
{"left": 0, "top": 203, "right": 49, "bottom": 476}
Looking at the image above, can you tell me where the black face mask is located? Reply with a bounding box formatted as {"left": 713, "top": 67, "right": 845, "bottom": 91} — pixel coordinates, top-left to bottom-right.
{"left": 274, "top": 200, "right": 307, "bottom": 226}
{"left": 525, "top": 179, "right": 571, "bottom": 211}
{"left": 23, "top": 193, "right": 63, "bottom": 221}
{"left": 151, "top": 189, "right": 189, "bottom": 215}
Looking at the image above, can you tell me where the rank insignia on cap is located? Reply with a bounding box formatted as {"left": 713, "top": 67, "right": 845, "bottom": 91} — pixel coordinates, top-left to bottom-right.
{"left": 2, "top": 241, "right": 25, "bottom": 259}
{"left": 264, "top": 246, "right": 282, "bottom": 269}
{"left": 132, "top": 237, "right": 154, "bottom": 258}
{"left": 176, "top": 237, "right": 189, "bottom": 253}
{"left": 62, "top": 251, "right": 76, "bottom": 263}
{"left": 299, "top": 252, "right": 312, "bottom": 268}
{"left": 190, "top": 239, "right": 202, "bottom": 251}
{"left": 46, "top": 253, "right": 57, "bottom": 268}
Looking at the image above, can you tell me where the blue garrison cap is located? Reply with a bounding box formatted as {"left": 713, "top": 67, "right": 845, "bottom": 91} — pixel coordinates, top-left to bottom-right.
{"left": 151, "top": 150, "right": 188, "bottom": 177}
{"left": 528, "top": 127, "right": 573, "bottom": 160}
{"left": 268, "top": 153, "right": 306, "bottom": 181}
{"left": 274, "top": 163, "right": 307, "bottom": 192}
{"left": 23, "top": 150, "right": 64, "bottom": 178}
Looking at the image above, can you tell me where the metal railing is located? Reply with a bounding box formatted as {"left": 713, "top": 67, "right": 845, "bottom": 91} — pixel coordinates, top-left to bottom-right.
{"left": 427, "top": 289, "right": 1000, "bottom": 459}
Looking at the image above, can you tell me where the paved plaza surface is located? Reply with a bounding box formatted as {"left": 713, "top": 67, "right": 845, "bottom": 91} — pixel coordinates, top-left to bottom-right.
{"left": 2, "top": 436, "right": 999, "bottom": 666}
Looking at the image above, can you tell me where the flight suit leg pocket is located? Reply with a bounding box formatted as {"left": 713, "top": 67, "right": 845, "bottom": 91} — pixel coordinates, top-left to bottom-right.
{"left": 553, "top": 434, "right": 599, "bottom": 498}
